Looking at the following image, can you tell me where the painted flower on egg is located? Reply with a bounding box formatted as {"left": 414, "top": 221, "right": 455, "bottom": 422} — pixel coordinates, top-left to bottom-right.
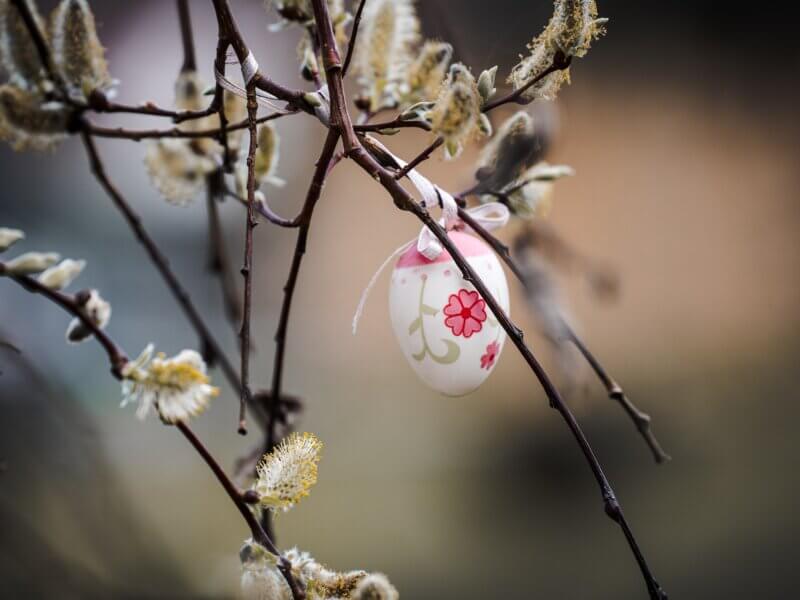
{"left": 389, "top": 231, "right": 510, "bottom": 396}
{"left": 480, "top": 341, "right": 500, "bottom": 370}
{"left": 443, "top": 289, "right": 487, "bottom": 338}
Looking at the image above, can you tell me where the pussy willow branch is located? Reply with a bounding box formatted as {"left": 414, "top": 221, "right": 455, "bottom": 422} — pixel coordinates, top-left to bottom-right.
{"left": 0, "top": 267, "right": 302, "bottom": 597}
{"left": 0, "top": 266, "right": 128, "bottom": 375}
{"left": 175, "top": 421, "right": 305, "bottom": 600}
{"left": 394, "top": 137, "right": 444, "bottom": 179}
{"left": 353, "top": 118, "right": 431, "bottom": 133}
{"left": 268, "top": 129, "right": 340, "bottom": 448}
{"left": 8, "top": 3, "right": 250, "bottom": 417}
{"left": 456, "top": 208, "right": 670, "bottom": 464}
{"left": 482, "top": 53, "right": 572, "bottom": 112}
{"left": 237, "top": 83, "right": 260, "bottom": 435}
{"left": 78, "top": 129, "right": 245, "bottom": 402}
{"left": 84, "top": 110, "right": 295, "bottom": 142}
{"left": 308, "top": 1, "right": 666, "bottom": 596}
{"left": 257, "top": 128, "right": 340, "bottom": 541}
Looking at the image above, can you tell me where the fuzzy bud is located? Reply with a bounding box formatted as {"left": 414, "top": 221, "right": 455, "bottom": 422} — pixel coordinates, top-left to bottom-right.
{"left": 403, "top": 41, "right": 452, "bottom": 105}
{"left": 0, "top": 227, "right": 24, "bottom": 252}
{"left": 477, "top": 65, "right": 498, "bottom": 104}
{"left": 0, "top": 0, "right": 47, "bottom": 89}
{"left": 352, "top": 573, "right": 399, "bottom": 600}
{"left": 430, "top": 63, "right": 481, "bottom": 160}
{"left": 66, "top": 288, "right": 110, "bottom": 343}
{"left": 51, "top": 0, "right": 111, "bottom": 99}
{"left": 4, "top": 251, "right": 60, "bottom": 274}
{"left": 37, "top": 258, "right": 85, "bottom": 290}
{"left": 0, "top": 84, "right": 69, "bottom": 150}
{"left": 508, "top": 0, "right": 605, "bottom": 102}
{"left": 354, "top": 0, "right": 419, "bottom": 111}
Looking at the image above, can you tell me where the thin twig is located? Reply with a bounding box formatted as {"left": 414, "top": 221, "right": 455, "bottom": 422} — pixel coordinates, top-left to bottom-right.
{"left": 268, "top": 129, "right": 339, "bottom": 447}
{"left": 84, "top": 110, "right": 296, "bottom": 142}
{"left": 238, "top": 83, "right": 260, "bottom": 436}
{"left": 1, "top": 267, "right": 128, "bottom": 375}
{"left": 393, "top": 137, "right": 443, "bottom": 179}
{"left": 458, "top": 208, "right": 670, "bottom": 464}
{"left": 206, "top": 170, "right": 242, "bottom": 331}
{"left": 78, "top": 129, "right": 244, "bottom": 400}
{"left": 341, "top": 0, "right": 367, "bottom": 77}
{"left": 481, "top": 53, "right": 572, "bottom": 113}
{"left": 354, "top": 118, "right": 431, "bottom": 133}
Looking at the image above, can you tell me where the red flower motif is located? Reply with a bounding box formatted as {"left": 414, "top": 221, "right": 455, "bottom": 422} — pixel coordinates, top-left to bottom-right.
{"left": 443, "top": 289, "right": 487, "bottom": 338}
{"left": 480, "top": 341, "right": 500, "bottom": 370}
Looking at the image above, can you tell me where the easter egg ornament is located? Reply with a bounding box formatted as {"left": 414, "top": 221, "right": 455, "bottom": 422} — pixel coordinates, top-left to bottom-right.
{"left": 389, "top": 230, "right": 509, "bottom": 396}
{"left": 351, "top": 137, "right": 511, "bottom": 396}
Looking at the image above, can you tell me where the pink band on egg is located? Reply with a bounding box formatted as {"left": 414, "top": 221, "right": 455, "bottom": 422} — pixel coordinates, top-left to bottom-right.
{"left": 395, "top": 231, "right": 491, "bottom": 269}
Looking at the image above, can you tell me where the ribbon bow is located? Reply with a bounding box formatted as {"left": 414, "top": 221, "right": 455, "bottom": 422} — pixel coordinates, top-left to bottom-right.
{"left": 351, "top": 141, "right": 509, "bottom": 334}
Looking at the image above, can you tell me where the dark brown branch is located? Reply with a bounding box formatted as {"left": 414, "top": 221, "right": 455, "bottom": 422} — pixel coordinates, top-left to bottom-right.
{"left": 206, "top": 170, "right": 242, "bottom": 331}
{"left": 176, "top": 421, "right": 305, "bottom": 599}
{"left": 225, "top": 190, "right": 301, "bottom": 228}
{"left": 1, "top": 267, "right": 127, "bottom": 376}
{"left": 176, "top": 0, "right": 197, "bottom": 73}
{"left": 458, "top": 208, "right": 670, "bottom": 464}
{"left": 237, "top": 83, "right": 259, "bottom": 436}
{"left": 564, "top": 324, "right": 671, "bottom": 463}
{"left": 481, "top": 52, "right": 572, "bottom": 113}
{"left": 210, "top": 0, "right": 314, "bottom": 116}
{"left": 268, "top": 129, "right": 339, "bottom": 446}
{"left": 393, "top": 137, "right": 443, "bottom": 179}
{"left": 354, "top": 118, "right": 431, "bottom": 133}
{"left": 84, "top": 110, "right": 295, "bottom": 142}
{"left": 78, "top": 129, "right": 244, "bottom": 400}
{"left": 341, "top": 0, "right": 367, "bottom": 77}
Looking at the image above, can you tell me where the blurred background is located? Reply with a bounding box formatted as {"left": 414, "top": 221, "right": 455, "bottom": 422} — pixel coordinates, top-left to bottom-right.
{"left": 1, "top": 0, "right": 799, "bottom": 598}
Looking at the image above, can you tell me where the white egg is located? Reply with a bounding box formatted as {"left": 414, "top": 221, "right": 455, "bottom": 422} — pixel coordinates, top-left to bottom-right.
{"left": 389, "top": 231, "right": 510, "bottom": 396}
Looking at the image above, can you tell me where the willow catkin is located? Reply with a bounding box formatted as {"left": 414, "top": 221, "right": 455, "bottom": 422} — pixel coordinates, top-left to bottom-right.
{"left": 353, "top": 0, "right": 419, "bottom": 110}
{"left": 430, "top": 63, "right": 482, "bottom": 159}
{"left": 0, "top": 84, "right": 69, "bottom": 150}
{"left": 0, "top": 0, "right": 47, "bottom": 89}
{"left": 402, "top": 41, "right": 452, "bottom": 105}
{"left": 508, "top": 0, "right": 605, "bottom": 102}
{"left": 50, "top": 0, "right": 110, "bottom": 98}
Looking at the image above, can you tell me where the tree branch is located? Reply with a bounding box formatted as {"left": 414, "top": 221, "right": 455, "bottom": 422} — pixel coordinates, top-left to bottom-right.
{"left": 268, "top": 129, "right": 339, "bottom": 446}
{"left": 341, "top": 0, "right": 367, "bottom": 77}
{"left": 481, "top": 52, "right": 572, "bottom": 113}
{"left": 78, "top": 129, "right": 245, "bottom": 406}
{"left": 457, "top": 207, "right": 670, "bottom": 464}
{"left": 1, "top": 264, "right": 302, "bottom": 598}
{"left": 206, "top": 170, "right": 242, "bottom": 331}
{"left": 176, "top": 0, "right": 197, "bottom": 73}
{"left": 1, "top": 267, "right": 127, "bottom": 376}
{"left": 237, "top": 83, "right": 260, "bottom": 436}
{"left": 393, "top": 137, "right": 443, "bottom": 179}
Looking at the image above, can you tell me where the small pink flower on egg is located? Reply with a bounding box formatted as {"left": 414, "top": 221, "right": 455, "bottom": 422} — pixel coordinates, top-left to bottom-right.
{"left": 480, "top": 341, "right": 500, "bottom": 370}
{"left": 443, "top": 289, "right": 487, "bottom": 338}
